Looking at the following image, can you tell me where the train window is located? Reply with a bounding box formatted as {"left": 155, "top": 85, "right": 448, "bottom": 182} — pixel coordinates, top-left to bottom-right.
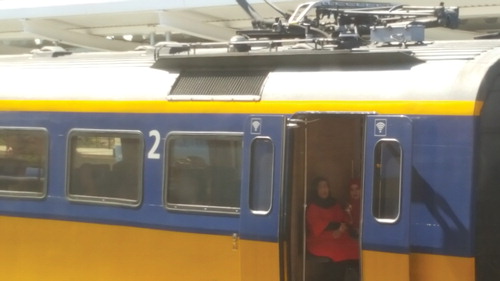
{"left": 0, "top": 128, "right": 48, "bottom": 198}
{"left": 249, "top": 137, "right": 274, "bottom": 214}
{"left": 67, "top": 130, "right": 143, "bottom": 206}
{"left": 372, "top": 139, "right": 402, "bottom": 223}
{"left": 165, "top": 132, "right": 242, "bottom": 214}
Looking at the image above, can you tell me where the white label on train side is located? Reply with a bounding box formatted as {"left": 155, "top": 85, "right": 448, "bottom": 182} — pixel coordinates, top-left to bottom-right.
{"left": 251, "top": 118, "right": 262, "bottom": 135}
{"left": 374, "top": 119, "right": 387, "bottom": 137}
{"left": 148, "top": 130, "right": 161, "bottom": 159}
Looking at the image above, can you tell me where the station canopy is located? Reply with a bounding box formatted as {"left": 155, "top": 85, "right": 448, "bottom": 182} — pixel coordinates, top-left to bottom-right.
{"left": 0, "top": 0, "right": 498, "bottom": 54}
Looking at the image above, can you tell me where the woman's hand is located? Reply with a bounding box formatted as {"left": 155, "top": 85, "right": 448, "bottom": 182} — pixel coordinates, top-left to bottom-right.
{"left": 332, "top": 223, "right": 347, "bottom": 238}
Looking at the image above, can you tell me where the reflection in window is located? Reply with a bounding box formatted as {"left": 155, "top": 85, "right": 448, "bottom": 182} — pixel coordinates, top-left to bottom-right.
{"left": 249, "top": 138, "right": 274, "bottom": 213}
{"left": 165, "top": 133, "right": 242, "bottom": 213}
{"left": 0, "top": 128, "right": 48, "bottom": 197}
{"left": 373, "top": 140, "right": 402, "bottom": 222}
{"left": 67, "top": 130, "right": 143, "bottom": 205}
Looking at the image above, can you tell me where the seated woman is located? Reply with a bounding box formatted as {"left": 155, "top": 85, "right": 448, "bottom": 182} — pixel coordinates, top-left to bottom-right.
{"left": 306, "top": 177, "right": 359, "bottom": 280}
{"left": 346, "top": 178, "right": 362, "bottom": 238}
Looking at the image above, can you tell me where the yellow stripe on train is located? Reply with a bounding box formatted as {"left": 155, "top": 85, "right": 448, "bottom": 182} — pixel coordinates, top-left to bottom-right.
{"left": 0, "top": 100, "right": 483, "bottom": 116}
{"left": 362, "top": 250, "right": 475, "bottom": 281}
{"left": 0, "top": 215, "right": 276, "bottom": 281}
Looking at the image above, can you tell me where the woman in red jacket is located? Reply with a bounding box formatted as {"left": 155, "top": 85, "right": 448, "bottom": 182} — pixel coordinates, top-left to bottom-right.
{"left": 306, "top": 177, "right": 359, "bottom": 280}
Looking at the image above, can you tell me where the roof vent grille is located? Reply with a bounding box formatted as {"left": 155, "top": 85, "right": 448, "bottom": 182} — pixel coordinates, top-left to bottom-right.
{"left": 169, "top": 69, "right": 268, "bottom": 101}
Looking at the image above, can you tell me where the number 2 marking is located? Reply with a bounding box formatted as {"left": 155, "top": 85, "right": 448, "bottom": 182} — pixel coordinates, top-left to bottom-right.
{"left": 148, "top": 130, "right": 161, "bottom": 159}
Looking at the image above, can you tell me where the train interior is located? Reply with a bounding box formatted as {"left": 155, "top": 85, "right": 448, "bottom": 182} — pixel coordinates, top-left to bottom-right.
{"left": 286, "top": 113, "right": 365, "bottom": 281}
{"left": 0, "top": 130, "right": 47, "bottom": 196}
{"left": 68, "top": 133, "right": 143, "bottom": 204}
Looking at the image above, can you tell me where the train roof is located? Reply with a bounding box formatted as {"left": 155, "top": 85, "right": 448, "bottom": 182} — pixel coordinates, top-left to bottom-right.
{"left": 0, "top": 46, "right": 173, "bottom": 100}
{"left": 151, "top": 39, "right": 500, "bottom": 104}
{"left": 0, "top": 39, "right": 499, "bottom": 113}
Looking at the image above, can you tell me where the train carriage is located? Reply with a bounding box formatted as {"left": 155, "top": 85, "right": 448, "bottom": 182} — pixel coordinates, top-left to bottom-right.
{"left": 0, "top": 38, "right": 500, "bottom": 281}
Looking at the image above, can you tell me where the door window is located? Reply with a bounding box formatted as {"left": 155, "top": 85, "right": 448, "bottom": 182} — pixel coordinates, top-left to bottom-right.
{"left": 372, "top": 139, "right": 402, "bottom": 223}
{"left": 249, "top": 137, "right": 274, "bottom": 214}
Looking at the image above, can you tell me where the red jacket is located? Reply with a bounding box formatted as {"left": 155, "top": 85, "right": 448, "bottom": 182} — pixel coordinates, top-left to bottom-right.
{"left": 306, "top": 202, "right": 359, "bottom": 262}
{"left": 349, "top": 198, "right": 361, "bottom": 231}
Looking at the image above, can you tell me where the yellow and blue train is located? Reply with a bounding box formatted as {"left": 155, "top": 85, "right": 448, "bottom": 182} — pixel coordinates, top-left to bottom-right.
{"left": 0, "top": 38, "right": 500, "bottom": 281}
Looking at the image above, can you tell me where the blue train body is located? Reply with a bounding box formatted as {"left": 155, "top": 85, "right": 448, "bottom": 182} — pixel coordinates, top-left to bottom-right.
{"left": 0, "top": 39, "right": 499, "bottom": 281}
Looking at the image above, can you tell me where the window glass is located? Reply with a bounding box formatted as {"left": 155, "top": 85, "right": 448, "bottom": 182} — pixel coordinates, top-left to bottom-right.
{"left": 165, "top": 133, "right": 242, "bottom": 213}
{"left": 372, "top": 140, "right": 402, "bottom": 222}
{"left": 249, "top": 138, "right": 274, "bottom": 214}
{"left": 0, "top": 128, "right": 48, "bottom": 197}
{"left": 67, "top": 130, "right": 143, "bottom": 205}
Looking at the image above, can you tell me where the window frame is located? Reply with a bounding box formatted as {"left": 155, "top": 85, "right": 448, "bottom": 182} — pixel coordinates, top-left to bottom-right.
{"left": 372, "top": 138, "right": 403, "bottom": 224}
{"left": 0, "top": 127, "right": 49, "bottom": 199}
{"left": 66, "top": 129, "right": 144, "bottom": 207}
{"left": 249, "top": 137, "right": 274, "bottom": 215}
{"left": 164, "top": 131, "right": 243, "bottom": 215}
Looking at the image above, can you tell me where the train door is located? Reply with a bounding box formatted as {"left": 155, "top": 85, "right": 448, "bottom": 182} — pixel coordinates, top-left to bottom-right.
{"left": 286, "top": 113, "right": 365, "bottom": 281}
{"left": 240, "top": 115, "right": 286, "bottom": 281}
{"left": 361, "top": 115, "right": 412, "bottom": 281}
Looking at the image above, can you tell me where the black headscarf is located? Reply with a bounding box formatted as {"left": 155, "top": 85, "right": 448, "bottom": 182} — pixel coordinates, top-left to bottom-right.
{"left": 309, "top": 177, "right": 337, "bottom": 208}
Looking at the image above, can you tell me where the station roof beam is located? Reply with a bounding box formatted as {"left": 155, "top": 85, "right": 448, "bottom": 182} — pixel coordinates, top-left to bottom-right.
{"left": 158, "top": 11, "right": 235, "bottom": 42}
{"left": 22, "top": 18, "right": 141, "bottom": 51}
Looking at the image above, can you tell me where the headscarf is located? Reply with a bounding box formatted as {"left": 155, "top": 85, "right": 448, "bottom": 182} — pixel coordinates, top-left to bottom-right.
{"left": 350, "top": 178, "right": 361, "bottom": 188}
{"left": 309, "top": 177, "right": 336, "bottom": 208}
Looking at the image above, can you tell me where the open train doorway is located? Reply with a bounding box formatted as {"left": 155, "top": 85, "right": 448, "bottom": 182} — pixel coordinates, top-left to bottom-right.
{"left": 285, "top": 113, "right": 366, "bottom": 281}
